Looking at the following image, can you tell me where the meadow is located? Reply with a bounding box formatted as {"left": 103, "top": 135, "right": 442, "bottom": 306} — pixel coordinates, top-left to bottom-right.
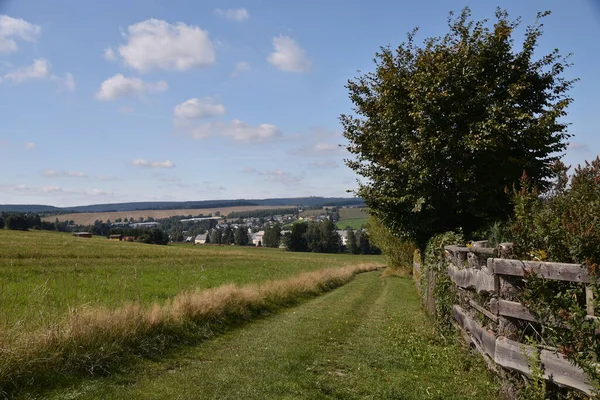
{"left": 336, "top": 217, "right": 368, "bottom": 230}
{"left": 0, "top": 229, "right": 383, "bottom": 396}
{"left": 0, "top": 230, "right": 380, "bottom": 332}
{"left": 41, "top": 205, "right": 292, "bottom": 225}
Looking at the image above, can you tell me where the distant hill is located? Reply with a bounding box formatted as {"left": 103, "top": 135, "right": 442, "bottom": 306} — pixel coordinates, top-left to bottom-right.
{"left": 0, "top": 197, "right": 365, "bottom": 214}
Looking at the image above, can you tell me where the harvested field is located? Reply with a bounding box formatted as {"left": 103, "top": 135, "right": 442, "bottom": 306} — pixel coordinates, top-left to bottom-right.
{"left": 42, "top": 205, "right": 293, "bottom": 225}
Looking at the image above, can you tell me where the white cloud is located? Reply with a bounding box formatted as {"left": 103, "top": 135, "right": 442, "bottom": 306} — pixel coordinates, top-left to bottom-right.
{"left": 292, "top": 141, "right": 343, "bottom": 156}
{"left": 0, "top": 15, "right": 41, "bottom": 53}
{"left": 113, "top": 19, "right": 215, "bottom": 72}
{"left": 215, "top": 8, "right": 250, "bottom": 22}
{"left": 63, "top": 73, "right": 76, "bottom": 91}
{"left": 313, "top": 142, "right": 341, "bottom": 153}
{"left": 7, "top": 184, "right": 113, "bottom": 197}
{"left": 153, "top": 173, "right": 181, "bottom": 183}
{"left": 131, "top": 158, "right": 175, "bottom": 168}
{"left": 43, "top": 169, "right": 88, "bottom": 178}
{"left": 1, "top": 59, "right": 75, "bottom": 91}
{"left": 25, "top": 142, "right": 36, "bottom": 149}
{"left": 176, "top": 119, "right": 282, "bottom": 143}
{"left": 173, "top": 97, "right": 225, "bottom": 119}
{"left": 222, "top": 120, "right": 282, "bottom": 142}
{"left": 95, "top": 74, "right": 168, "bottom": 101}
{"left": 2, "top": 58, "right": 49, "bottom": 82}
{"left": 119, "top": 106, "right": 135, "bottom": 114}
{"left": 232, "top": 61, "right": 250, "bottom": 77}
{"left": 267, "top": 36, "right": 311, "bottom": 73}
{"left": 104, "top": 47, "right": 116, "bottom": 60}
{"left": 308, "top": 160, "right": 339, "bottom": 169}
{"left": 567, "top": 141, "right": 591, "bottom": 152}
{"left": 244, "top": 168, "right": 304, "bottom": 185}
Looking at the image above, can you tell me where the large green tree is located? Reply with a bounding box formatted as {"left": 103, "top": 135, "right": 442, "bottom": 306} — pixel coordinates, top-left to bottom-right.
{"left": 341, "top": 8, "right": 575, "bottom": 249}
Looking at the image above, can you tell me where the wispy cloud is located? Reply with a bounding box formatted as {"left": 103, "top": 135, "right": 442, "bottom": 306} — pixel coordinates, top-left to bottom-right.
{"left": 567, "top": 141, "right": 591, "bottom": 152}
{"left": 215, "top": 8, "right": 250, "bottom": 22}
{"left": 242, "top": 167, "right": 304, "bottom": 185}
{"left": 308, "top": 160, "right": 339, "bottom": 169}
{"left": 131, "top": 158, "right": 175, "bottom": 168}
{"left": 25, "top": 142, "right": 36, "bottom": 149}
{"left": 176, "top": 119, "right": 282, "bottom": 143}
{"left": 43, "top": 169, "right": 87, "bottom": 178}
{"left": 0, "top": 15, "right": 41, "bottom": 53}
{"left": 95, "top": 74, "right": 167, "bottom": 101}
{"left": 5, "top": 184, "right": 113, "bottom": 197}
{"left": 231, "top": 61, "right": 250, "bottom": 77}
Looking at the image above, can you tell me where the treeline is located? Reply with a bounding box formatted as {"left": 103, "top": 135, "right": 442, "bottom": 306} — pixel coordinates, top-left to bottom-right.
{"left": 283, "top": 221, "right": 379, "bottom": 254}
{"left": 227, "top": 208, "right": 296, "bottom": 219}
{"left": 206, "top": 226, "right": 252, "bottom": 246}
{"left": 109, "top": 228, "right": 168, "bottom": 245}
{"left": 0, "top": 212, "right": 52, "bottom": 231}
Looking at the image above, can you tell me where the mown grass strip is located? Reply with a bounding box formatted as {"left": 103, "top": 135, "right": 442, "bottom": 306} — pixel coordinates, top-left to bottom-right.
{"left": 0, "top": 263, "right": 381, "bottom": 397}
{"left": 41, "top": 273, "right": 499, "bottom": 399}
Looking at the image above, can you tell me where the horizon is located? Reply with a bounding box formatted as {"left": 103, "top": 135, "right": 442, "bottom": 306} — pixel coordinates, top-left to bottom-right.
{"left": 0, "top": 195, "right": 363, "bottom": 209}
{"left": 1, "top": 0, "right": 599, "bottom": 206}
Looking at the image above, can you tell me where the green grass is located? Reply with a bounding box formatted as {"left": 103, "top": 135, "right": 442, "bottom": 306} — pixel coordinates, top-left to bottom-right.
{"left": 39, "top": 272, "right": 499, "bottom": 400}
{"left": 0, "top": 230, "right": 381, "bottom": 333}
{"left": 338, "top": 207, "right": 368, "bottom": 220}
{"left": 336, "top": 217, "right": 368, "bottom": 230}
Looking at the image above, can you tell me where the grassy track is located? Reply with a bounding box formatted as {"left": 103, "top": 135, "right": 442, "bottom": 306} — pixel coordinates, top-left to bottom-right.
{"left": 0, "top": 230, "right": 381, "bottom": 332}
{"left": 41, "top": 273, "right": 499, "bottom": 399}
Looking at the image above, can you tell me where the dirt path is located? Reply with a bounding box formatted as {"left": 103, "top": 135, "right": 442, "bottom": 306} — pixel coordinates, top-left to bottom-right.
{"left": 43, "top": 272, "right": 498, "bottom": 399}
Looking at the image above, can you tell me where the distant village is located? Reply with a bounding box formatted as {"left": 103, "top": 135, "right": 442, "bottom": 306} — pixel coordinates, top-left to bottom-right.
{"left": 65, "top": 206, "right": 372, "bottom": 253}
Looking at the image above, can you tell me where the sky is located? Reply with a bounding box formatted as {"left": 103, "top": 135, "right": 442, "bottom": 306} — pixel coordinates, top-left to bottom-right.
{"left": 0, "top": 0, "right": 598, "bottom": 207}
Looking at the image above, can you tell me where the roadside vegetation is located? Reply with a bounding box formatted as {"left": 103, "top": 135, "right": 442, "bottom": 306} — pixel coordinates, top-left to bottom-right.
{"left": 39, "top": 272, "right": 499, "bottom": 400}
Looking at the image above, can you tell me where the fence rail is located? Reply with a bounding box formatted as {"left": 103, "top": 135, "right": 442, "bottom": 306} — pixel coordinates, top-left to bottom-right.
{"left": 418, "top": 242, "right": 596, "bottom": 395}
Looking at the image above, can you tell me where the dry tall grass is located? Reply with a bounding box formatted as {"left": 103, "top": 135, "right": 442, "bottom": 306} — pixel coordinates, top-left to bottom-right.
{"left": 0, "top": 263, "right": 381, "bottom": 396}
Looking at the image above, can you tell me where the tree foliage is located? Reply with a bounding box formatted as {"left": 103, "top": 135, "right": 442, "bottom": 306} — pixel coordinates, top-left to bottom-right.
{"left": 341, "top": 8, "right": 575, "bottom": 249}
{"left": 234, "top": 226, "right": 250, "bottom": 246}
{"left": 263, "top": 224, "right": 282, "bottom": 248}
{"left": 346, "top": 229, "right": 359, "bottom": 254}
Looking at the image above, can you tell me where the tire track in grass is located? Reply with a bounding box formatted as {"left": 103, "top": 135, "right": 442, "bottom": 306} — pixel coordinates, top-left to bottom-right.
{"left": 42, "top": 273, "right": 498, "bottom": 400}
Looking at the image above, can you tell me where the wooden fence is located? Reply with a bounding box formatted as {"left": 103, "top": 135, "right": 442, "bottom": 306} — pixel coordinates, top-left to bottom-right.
{"left": 413, "top": 241, "right": 596, "bottom": 396}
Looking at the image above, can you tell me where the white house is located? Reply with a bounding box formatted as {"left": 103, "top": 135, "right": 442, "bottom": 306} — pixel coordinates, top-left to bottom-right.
{"left": 337, "top": 230, "right": 350, "bottom": 246}
{"left": 251, "top": 230, "right": 265, "bottom": 246}
{"left": 194, "top": 234, "right": 207, "bottom": 244}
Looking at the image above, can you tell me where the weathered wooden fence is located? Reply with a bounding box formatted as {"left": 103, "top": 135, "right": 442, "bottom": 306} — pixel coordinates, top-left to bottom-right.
{"left": 413, "top": 241, "right": 596, "bottom": 396}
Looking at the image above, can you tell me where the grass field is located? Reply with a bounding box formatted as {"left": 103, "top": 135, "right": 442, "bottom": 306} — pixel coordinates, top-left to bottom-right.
{"left": 0, "top": 230, "right": 381, "bottom": 333}
{"left": 339, "top": 207, "right": 368, "bottom": 219}
{"left": 40, "top": 272, "right": 499, "bottom": 400}
{"left": 42, "top": 205, "right": 293, "bottom": 225}
{"left": 336, "top": 217, "right": 368, "bottom": 230}
{"left": 0, "top": 229, "right": 384, "bottom": 396}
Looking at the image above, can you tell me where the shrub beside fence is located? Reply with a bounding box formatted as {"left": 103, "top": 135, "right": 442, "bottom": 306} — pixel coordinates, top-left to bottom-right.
{"left": 414, "top": 241, "right": 596, "bottom": 396}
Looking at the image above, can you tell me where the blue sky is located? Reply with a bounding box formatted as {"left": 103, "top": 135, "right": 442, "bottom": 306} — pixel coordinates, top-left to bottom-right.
{"left": 0, "top": 0, "right": 598, "bottom": 207}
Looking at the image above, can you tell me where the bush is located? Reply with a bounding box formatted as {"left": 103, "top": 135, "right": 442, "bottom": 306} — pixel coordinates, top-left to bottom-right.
{"left": 366, "top": 216, "right": 415, "bottom": 272}
{"left": 511, "top": 157, "right": 600, "bottom": 391}
{"left": 421, "top": 231, "right": 464, "bottom": 333}
{"left": 511, "top": 158, "right": 600, "bottom": 266}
